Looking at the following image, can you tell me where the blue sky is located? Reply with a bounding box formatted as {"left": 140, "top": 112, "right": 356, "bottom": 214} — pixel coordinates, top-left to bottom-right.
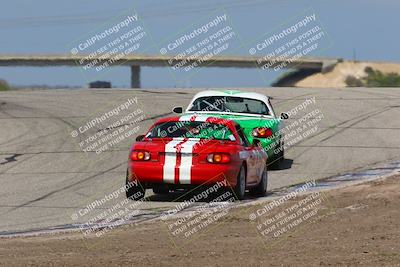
{"left": 0, "top": 0, "right": 398, "bottom": 88}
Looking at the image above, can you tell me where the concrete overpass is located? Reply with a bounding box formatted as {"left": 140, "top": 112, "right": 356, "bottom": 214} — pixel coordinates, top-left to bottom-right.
{"left": 0, "top": 54, "right": 340, "bottom": 88}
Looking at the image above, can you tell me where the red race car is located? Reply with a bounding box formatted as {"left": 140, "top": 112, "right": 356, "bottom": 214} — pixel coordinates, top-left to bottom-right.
{"left": 126, "top": 115, "right": 268, "bottom": 200}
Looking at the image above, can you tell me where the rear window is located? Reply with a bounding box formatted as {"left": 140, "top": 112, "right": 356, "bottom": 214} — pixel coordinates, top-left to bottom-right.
{"left": 146, "top": 121, "right": 235, "bottom": 141}
{"left": 188, "top": 96, "right": 269, "bottom": 115}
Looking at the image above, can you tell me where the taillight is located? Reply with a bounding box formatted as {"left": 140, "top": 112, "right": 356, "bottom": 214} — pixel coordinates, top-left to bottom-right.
{"left": 131, "top": 150, "right": 151, "bottom": 161}
{"left": 252, "top": 127, "right": 273, "bottom": 138}
{"left": 206, "top": 153, "right": 230, "bottom": 163}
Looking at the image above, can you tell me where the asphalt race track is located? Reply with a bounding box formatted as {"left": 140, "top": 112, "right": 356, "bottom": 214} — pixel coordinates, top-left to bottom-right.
{"left": 0, "top": 87, "right": 399, "bottom": 234}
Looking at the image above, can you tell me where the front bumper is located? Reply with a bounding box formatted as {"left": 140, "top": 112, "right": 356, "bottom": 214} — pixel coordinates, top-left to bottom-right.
{"left": 128, "top": 161, "right": 239, "bottom": 187}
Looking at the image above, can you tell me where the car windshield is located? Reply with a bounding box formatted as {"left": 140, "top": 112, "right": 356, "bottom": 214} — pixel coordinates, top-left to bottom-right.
{"left": 188, "top": 96, "right": 269, "bottom": 115}
{"left": 146, "top": 121, "right": 235, "bottom": 141}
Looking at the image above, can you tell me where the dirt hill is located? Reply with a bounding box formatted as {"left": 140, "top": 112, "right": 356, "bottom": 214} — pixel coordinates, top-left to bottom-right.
{"left": 276, "top": 61, "right": 400, "bottom": 88}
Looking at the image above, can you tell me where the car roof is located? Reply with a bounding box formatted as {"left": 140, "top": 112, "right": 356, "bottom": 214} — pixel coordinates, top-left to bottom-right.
{"left": 145, "top": 115, "right": 241, "bottom": 143}
{"left": 190, "top": 90, "right": 271, "bottom": 103}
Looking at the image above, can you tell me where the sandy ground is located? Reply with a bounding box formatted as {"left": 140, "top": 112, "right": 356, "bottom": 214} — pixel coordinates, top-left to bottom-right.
{"left": 295, "top": 61, "right": 400, "bottom": 87}
{"left": 0, "top": 175, "right": 399, "bottom": 267}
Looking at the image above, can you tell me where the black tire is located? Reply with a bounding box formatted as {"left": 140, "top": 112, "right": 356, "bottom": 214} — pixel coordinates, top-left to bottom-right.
{"left": 125, "top": 170, "right": 145, "bottom": 200}
{"left": 269, "top": 139, "right": 284, "bottom": 170}
{"left": 249, "top": 167, "right": 268, "bottom": 197}
{"left": 152, "top": 185, "right": 169, "bottom": 195}
{"left": 233, "top": 165, "right": 246, "bottom": 200}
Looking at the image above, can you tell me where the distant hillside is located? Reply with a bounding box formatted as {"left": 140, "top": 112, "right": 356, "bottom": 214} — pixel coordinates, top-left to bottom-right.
{"left": 273, "top": 61, "right": 400, "bottom": 87}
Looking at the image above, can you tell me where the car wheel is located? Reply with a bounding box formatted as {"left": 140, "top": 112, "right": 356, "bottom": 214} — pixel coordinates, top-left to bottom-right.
{"left": 125, "top": 169, "right": 145, "bottom": 200}
{"left": 234, "top": 165, "right": 246, "bottom": 200}
{"left": 269, "top": 139, "right": 284, "bottom": 170}
{"left": 249, "top": 167, "right": 268, "bottom": 197}
{"left": 152, "top": 185, "right": 169, "bottom": 195}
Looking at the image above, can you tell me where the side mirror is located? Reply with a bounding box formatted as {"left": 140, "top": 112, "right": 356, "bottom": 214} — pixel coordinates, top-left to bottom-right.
{"left": 280, "top": 112, "right": 289, "bottom": 119}
{"left": 252, "top": 139, "right": 261, "bottom": 147}
{"left": 173, "top": 106, "right": 183, "bottom": 114}
{"left": 135, "top": 135, "right": 145, "bottom": 142}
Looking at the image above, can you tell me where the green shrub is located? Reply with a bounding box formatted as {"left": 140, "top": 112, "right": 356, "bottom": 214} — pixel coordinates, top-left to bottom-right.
{"left": 345, "top": 67, "right": 400, "bottom": 87}
{"left": 363, "top": 68, "right": 400, "bottom": 87}
{"left": 345, "top": 75, "right": 363, "bottom": 87}
{"left": 0, "top": 79, "right": 10, "bottom": 91}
